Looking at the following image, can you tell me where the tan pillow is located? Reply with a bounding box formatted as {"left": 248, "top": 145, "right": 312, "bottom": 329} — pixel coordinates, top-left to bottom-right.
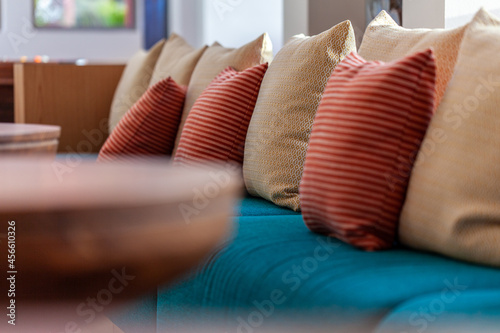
{"left": 149, "top": 33, "right": 208, "bottom": 87}
{"left": 243, "top": 21, "right": 356, "bottom": 211}
{"left": 109, "top": 40, "right": 165, "bottom": 132}
{"left": 399, "top": 9, "right": 500, "bottom": 267}
{"left": 172, "top": 34, "right": 273, "bottom": 152}
{"left": 358, "top": 10, "right": 468, "bottom": 108}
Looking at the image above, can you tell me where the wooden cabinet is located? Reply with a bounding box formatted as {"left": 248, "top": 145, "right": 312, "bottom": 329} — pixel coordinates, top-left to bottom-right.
{"left": 14, "top": 63, "right": 125, "bottom": 153}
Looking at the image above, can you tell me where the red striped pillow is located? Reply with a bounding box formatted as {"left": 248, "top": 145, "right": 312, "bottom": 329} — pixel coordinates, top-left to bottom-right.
{"left": 98, "top": 77, "right": 186, "bottom": 162}
{"left": 174, "top": 63, "right": 268, "bottom": 166}
{"left": 300, "top": 50, "right": 436, "bottom": 251}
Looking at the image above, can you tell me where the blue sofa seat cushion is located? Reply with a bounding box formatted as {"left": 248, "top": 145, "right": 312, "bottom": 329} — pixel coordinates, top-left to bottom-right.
{"left": 235, "top": 195, "right": 301, "bottom": 216}
{"left": 376, "top": 289, "right": 500, "bottom": 333}
{"left": 158, "top": 215, "right": 500, "bottom": 332}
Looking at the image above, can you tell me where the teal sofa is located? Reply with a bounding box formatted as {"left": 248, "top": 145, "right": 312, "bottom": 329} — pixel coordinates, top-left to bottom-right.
{"left": 112, "top": 196, "right": 500, "bottom": 332}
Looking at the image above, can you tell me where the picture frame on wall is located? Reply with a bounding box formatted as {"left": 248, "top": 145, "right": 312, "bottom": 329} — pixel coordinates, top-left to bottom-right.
{"left": 33, "top": 0, "right": 136, "bottom": 29}
{"left": 366, "top": 0, "right": 403, "bottom": 25}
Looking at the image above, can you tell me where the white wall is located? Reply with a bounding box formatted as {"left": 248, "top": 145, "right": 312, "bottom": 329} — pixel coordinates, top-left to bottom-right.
{"left": 403, "top": 0, "right": 446, "bottom": 29}
{"left": 168, "top": 0, "right": 369, "bottom": 53}
{"left": 309, "top": 0, "right": 365, "bottom": 48}
{"left": 445, "top": 0, "right": 500, "bottom": 28}
{"left": 168, "top": 0, "right": 204, "bottom": 49}
{"left": 284, "top": 0, "right": 309, "bottom": 42}
{"left": 203, "top": 0, "right": 284, "bottom": 52}
{"left": 168, "top": 0, "right": 298, "bottom": 54}
{"left": 169, "top": 0, "right": 376, "bottom": 53}
{"left": 403, "top": 0, "right": 500, "bottom": 29}
{"left": 0, "top": 0, "right": 144, "bottom": 62}
{"left": 168, "top": 0, "right": 500, "bottom": 54}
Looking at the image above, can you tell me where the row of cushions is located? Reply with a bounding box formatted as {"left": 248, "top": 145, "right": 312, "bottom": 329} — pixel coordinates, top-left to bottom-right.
{"left": 173, "top": 34, "right": 273, "bottom": 154}
{"left": 108, "top": 33, "right": 208, "bottom": 133}
{"left": 100, "top": 62, "right": 269, "bottom": 165}
{"left": 102, "top": 8, "right": 500, "bottom": 267}
{"left": 302, "top": 8, "right": 500, "bottom": 266}
{"left": 106, "top": 32, "right": 272, "bottom": 156}
{"left": 244, "top": 8, "right": 496, "bottom": 214}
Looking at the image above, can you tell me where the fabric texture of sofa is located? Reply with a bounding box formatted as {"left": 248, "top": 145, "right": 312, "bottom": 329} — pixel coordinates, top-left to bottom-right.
{"left": 109, "top": 195, "right": 500, "bottom": 332}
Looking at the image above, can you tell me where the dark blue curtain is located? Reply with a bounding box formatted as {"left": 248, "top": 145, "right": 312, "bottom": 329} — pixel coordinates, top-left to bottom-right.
{"left": 144, "top": 0, "right": 168, "bottom": 49}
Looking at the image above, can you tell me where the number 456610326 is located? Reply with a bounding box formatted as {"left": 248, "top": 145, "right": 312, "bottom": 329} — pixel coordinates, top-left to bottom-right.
{"left": 7, "top": 221, "right": 16, "bottom": 271}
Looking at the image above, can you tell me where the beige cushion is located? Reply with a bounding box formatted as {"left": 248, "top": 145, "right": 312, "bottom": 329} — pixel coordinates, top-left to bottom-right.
{"left": 172, "top": 34, "right": 273, "bottom": 152}
{"left": 359, "top": 10, "right": 468, "bottom": 108}
{"left": 399, "top": 9, "right": 500, "bottom": 267}
{"left": 109, "top": 40, "right": 165, "bottom": 132}
{"left": 243, "top": 21, "right": 356, "bottom": 211}
{"left": 149, "top": 33, "right": 208, "bottom": 87}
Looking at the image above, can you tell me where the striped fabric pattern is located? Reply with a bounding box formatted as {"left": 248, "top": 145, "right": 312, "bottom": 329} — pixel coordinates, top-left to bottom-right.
{"left": 359, "top": 10, "right": 467, "bottom": 110}
{"left": 174, "top": 63, "right": 268, "bottom": 166}
{"left": 300, "top": 50, "right": 436, "bottom": 251}
{"left": 173, "top": 34, "right": 273, "bottom": 154}
{"left": 98, "top": 77, "right": 186, "bottom": 162}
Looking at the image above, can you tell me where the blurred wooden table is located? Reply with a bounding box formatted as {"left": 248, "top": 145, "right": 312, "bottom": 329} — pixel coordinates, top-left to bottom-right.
{"left": 0, "top": 123, "right": 60, "bottom": 155}
{"left": 0, "top": 159, "right": 241, "bottom": 332}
